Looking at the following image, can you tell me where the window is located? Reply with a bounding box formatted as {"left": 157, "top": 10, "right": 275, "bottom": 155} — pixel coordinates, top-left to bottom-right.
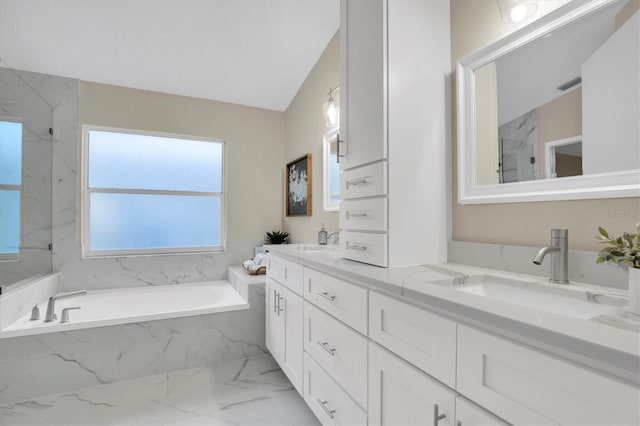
{"left": 0, "top": 120, "right": 22, "bottom": 261}
{"left": 82, "top": 127, "right": 224, "bottom": 257}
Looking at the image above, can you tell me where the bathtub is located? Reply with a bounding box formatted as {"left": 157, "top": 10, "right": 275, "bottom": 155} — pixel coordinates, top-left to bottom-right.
{"left": 1, "top": 279, "right": 249, "bottom": 339}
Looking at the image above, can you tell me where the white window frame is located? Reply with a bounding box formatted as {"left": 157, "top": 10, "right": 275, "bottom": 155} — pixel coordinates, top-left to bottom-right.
{"left": 0, "top": 117, "right": 22, "bottom": 262}
{"left": 81, "top": 125, "right": 226, "bottom": 258}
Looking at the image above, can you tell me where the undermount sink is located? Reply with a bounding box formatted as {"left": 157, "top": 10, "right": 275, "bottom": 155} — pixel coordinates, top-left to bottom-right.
{"left": 432, "top": 274, "right": 627, "bottom": 320}
{"left": 295, "top": 244, "right": 339, "bottom": 252}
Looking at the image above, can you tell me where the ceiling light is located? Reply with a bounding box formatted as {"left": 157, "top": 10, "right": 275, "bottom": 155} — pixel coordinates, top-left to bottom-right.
{"left": 497, "top": 0, "right": 539, "bottom": 23}
{"left": 323, "top": 86, "right": 340, "bottom": 128}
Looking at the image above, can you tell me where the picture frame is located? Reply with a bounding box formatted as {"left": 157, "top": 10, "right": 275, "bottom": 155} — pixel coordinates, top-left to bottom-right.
{"left": 286, "top": 154, "right": 312, "bottom": 216}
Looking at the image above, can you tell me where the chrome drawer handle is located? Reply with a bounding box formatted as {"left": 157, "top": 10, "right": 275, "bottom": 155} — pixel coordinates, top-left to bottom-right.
{"left": 273, "top": 290, "right": 278, "bottom": 314}
{"left": 316, "top": 291, "right": 336, "bottom": 302}
{"left": 346, "top": 211, "right": 367, "bottom": 219}
{"left": 346, "top": 243, "right": 367, "bottom": 251}
{"left": 277, "top": 294, "right": 284, "bottom": 315}
{"left": 317, "top": 340, "right": 336, "bottom": 356}
{"left": 346, "top": 178, "right": 367, "bottom": 188}
{"left": 433, "top": 404, "right": 446, "bottom": 426}
{"left": 316, "top": 399, "right": 336, "bottom": 419}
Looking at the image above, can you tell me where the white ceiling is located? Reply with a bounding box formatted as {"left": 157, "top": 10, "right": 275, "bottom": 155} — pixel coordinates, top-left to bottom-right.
{"left": 0, "top": 0, "right": 340, "bottom": 111}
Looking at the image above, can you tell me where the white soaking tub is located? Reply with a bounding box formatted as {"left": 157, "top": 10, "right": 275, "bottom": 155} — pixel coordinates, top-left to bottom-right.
{"left": 1, "top": 280, "right": 249, "bottom": 338}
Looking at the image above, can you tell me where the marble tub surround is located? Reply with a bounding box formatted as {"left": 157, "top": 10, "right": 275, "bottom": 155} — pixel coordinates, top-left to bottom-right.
{"left": 0, "top": 355, "right": 319, "bottom": 426}
{"left": 0, "top": 273, "right": 59, "bottom": 330}
{"left": 0, "top": 282, "right": 266, "bottom": 405}
{"left": 266, "top": 244, "right": 640, "bottom": 384}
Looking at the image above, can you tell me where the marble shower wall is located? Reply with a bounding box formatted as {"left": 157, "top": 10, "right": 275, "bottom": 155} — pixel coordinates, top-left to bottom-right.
{"left": 498, "top": 109, "right": 539, "bottom": 183}
{"left": 0, "top": 283, "right": 266, "bottom": 405}
{"left": 0, "top": 68, "right": 55, "bottom": 287}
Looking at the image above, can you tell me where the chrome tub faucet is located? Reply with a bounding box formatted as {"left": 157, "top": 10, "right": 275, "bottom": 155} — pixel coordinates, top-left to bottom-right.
{"left": 533, "top": 229, "right": 569, "bottom": 284}
{"left": 44, "top": 290, "right": 88, "bottom": 322}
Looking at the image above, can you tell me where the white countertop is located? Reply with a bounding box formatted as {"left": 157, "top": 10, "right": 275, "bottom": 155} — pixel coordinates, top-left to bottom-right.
{"left": 265, "top": 244, "right": 640, "bottom": 384}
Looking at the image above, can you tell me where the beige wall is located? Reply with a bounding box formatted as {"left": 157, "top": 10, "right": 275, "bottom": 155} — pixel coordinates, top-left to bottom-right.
{"left": 451, "top": 0, "right": 639, "bottom": 251}
{"left": 475, "top": 62, "right": 499, "bottom": 185}
{"left": 284, "top": 31, "right": 340, "bottom": 242}
{"left": 79, "top": 81, "right": 286, "bottom": 241}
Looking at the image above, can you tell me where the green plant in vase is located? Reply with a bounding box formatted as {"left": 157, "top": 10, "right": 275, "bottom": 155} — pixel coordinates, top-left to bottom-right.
{"left": 265, "top": 230, "right": 289, "bottom": 245}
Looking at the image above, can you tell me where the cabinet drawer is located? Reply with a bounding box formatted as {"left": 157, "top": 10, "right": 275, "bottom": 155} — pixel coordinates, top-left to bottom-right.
{"left": 304, "top": 353, "right": 367, "bottom": 426}
{"left": 303, "top": 267, "right": 368, "bottom": 335}
{"left": 340, "top": 231, "right": 388, "bottom": 267}
{"left": 266, "top": 253, "right": 303, "bottom": 295}
{"left": 457, "top": 325, "right": 640, "bottom": 426}
{"left": 304, "top": 302, "right": 368, "bottom": 408}
{"left": 340, "top": 161, "right": 387, "bottom": 200}
{"left": 369, "top": 292, "right": 456, "bottom": 388}
{"left": 340, "top": 198, "right": 387, "bottom": 232}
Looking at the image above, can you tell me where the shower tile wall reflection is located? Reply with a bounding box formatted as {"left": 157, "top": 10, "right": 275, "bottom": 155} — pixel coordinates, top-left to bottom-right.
{"left": 0, "top": 68, "right": 60, "bottom": 286}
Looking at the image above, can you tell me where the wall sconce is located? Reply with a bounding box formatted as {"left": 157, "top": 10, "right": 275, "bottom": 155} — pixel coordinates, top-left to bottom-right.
{"left": 323, "top": 85, "right": 340, "bottom": 128}
{"left": 497, "top": 0, "right": 538, "bottom": 23}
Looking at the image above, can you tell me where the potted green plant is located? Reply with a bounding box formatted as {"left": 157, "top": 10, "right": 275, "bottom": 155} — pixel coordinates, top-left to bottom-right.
{"left": 597, "top": 225, "right": 640, "bottom": 313}
{"left": 265, "top": 230, "right": 289, "bottom": 245}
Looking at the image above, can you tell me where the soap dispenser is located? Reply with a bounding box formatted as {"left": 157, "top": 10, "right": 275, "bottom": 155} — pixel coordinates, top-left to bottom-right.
{"left": 318, "top": 223, "right": 328, "bottom": 245}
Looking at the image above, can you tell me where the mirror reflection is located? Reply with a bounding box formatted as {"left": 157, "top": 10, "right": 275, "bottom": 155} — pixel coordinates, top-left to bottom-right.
{"left": 323, "top": 128, "right": 341, "bottom": 212}
{"left": 475, "top": 0, "right": 639, "bottom": 186}
{"left": 0, "top": 67, "right": 53, "bottom": 287}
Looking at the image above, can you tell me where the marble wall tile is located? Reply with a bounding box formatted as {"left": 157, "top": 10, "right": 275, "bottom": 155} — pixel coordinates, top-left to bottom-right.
{"left": 448, "top": 240, "right": 628, "bottom": 289}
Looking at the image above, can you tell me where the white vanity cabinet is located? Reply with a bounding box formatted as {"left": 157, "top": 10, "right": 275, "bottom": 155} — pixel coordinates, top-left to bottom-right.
{"left": 338, "top": 0, "right": 450, "bottom": 267}
{"left": 265, "top": 255, "right": 304, "bottom": 395}
{"left": 455, "top": 397, "right": 509, "bottom": 426}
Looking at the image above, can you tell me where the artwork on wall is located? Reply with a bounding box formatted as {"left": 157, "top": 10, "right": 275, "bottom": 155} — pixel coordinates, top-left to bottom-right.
{"left": 286, "top": 154, "right": 311, "bottom": 216}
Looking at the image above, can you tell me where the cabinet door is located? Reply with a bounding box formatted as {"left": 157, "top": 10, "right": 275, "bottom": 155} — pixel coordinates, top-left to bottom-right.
{"left": 265, "top": 278, "right": 283, "bottom": 362}
{"left": 340, "top": 0, "right": 386, "bottom": 170}
{"left": 455, "top": 397, "right": 508, "bottom": 426}
{"left": 279, "top": 284, "right": 304, "bottom": 395}
{"left": 457, "top": 325, "right": 640, "bottom": 426}
{"left": 369, "top": 342, "right": 456, "bottom": 426}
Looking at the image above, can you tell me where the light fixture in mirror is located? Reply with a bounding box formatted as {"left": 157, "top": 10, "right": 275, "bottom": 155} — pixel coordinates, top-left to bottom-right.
{"left": 323, "top": 128, "right": 341, "bottom": 211}
{"left": 457, "top": 0, "right": 639, "bottom": 203}
{"left": 323, "top": 86, "right": 340, "bottom": 128}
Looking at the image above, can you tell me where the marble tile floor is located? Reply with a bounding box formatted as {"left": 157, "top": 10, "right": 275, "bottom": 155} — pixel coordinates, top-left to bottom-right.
{"left": 0, "top": 355, "right": 320, "bottom": 426}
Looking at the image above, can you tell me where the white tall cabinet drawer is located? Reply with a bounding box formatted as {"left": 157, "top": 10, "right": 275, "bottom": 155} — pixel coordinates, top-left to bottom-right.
{"left": 457, "top": 325, "right": 640, "bottom": 426}
{"left": 340, "top": 198, "right": 387, "bottom": 231}
{"left": 304, "top": 302, "right": 368, "bottom": 408}
{"left": 304, "top": 353, "right": 367, "bottom": 426}
{"left": 304, "top": 267, "right": 368, "bottom": 335}
{"left": 266, "top": 253, "right": 303, "bottom": 295}
{"left": 369, "top": 292, "right": 456, "bottom": 388}
{"left": 340, "top": 161, "right": 387, "bottom": 199}
{"left": 340, "top": 231, "right": 388, "bottom": 267}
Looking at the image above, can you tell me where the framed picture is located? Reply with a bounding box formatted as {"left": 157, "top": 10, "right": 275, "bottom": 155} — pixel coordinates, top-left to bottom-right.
{"left": 286, "top": 154, "right": 312, "bottom": 216}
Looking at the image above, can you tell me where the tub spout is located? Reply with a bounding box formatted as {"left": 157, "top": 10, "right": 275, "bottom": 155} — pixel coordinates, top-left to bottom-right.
{"left": 44, "top": 290, "right": 88, "bottom": 322}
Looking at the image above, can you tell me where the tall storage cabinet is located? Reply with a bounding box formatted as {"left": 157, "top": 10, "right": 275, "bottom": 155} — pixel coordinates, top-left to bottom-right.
{"left": 339, "top": 0, "right": 451, "bottom": 267}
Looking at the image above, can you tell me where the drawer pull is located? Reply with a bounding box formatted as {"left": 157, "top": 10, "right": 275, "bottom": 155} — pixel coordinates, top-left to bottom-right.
{"left": 346, "top": 211, "right": 367, "bottom": 219}
{"left": 273, "top": 290, "right": 278, "bottom": 314}
{"left": 316, "top": 399, "right": 336, "bottom": 419}
{"left": 346, "top": 242, "right": 367, "bottom": 251}
{"left": 317, "top": 340, "right": 336, "bottom": 356}
{"left": 346, "top": 178, "right": 367, "bottom": 188}
{"left": 277, "top": 294, "right": 284, "bottom": 316}
{"left": 317, "top": 291, "right": 336, "bottom": 302}
{"left": 433, "top": 404, "right": 446, "bottom": 426}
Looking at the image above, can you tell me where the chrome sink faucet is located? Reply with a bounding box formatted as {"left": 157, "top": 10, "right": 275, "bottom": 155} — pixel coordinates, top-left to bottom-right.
{"left": 533, "top": 229, "right": 569, "bottom": 284}
{"left": 44, "top": 290, "right": 88, "bottom": 322}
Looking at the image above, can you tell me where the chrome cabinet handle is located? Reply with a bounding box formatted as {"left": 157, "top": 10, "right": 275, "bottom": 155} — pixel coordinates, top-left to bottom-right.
{"left": 273, "top": 290, "right": 278, "bottom": 313}
{"left": 346, "top": 178, "right": 367, "bottom": 189}
{"left": 433, "top": 404, "right": 446, "bottom": 426}
{"left": 346, "top": 211, "right": 367, "bottom": 219}
{"left": 336, "top": 133, "right": 344, "bottom": 164}
{"left": 316, "top": 291, "right": 336, "bottom": 302}
{"left": 346, "top": 242, "right": 367, "bottom": 251}
{"left": 284, "top": 266, "right": 288, "bottom": 280}
{"left": 316, "top": 399, "right": 336, "bottom": 419}
{"left": 317, "top": 340, "right": 336, "bottom": 356}
{"left": 277, "top": 294, "right": 284, "bottom": 316}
